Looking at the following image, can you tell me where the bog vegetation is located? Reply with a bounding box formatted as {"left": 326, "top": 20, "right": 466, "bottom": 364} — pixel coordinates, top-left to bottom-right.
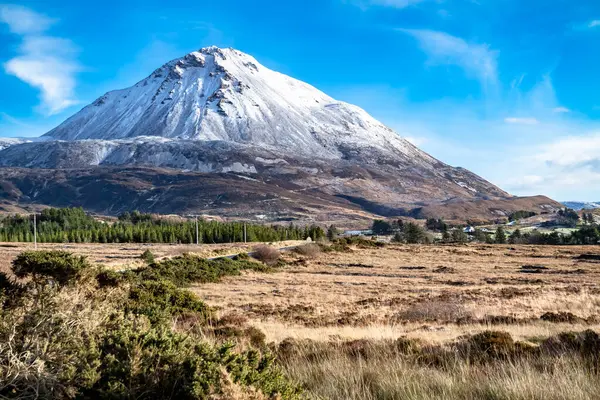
{"left": 0, "top": 208, "right": 324, "bottom": 244}
{"left": 0, "top": 250, "right": 302, "bottom": 399}
{"left": 0, "top": 235, "right": 599, "bottom": 398}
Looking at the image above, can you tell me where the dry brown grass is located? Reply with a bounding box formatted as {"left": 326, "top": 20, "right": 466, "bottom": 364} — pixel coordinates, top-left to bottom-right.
{"left": 277, "top": 335, "right": 600, "bottom": 400}
{"left": 191, "top": 244, "right": 600, "bottom": 343}
{"left": 0, "top": 240, "right": 305, "bottom": 274}
{"left": 3, "top": 241, "right": 599, "bottom": 399}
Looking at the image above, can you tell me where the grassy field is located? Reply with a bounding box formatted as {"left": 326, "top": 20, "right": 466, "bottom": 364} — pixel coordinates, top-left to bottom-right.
{"left": 2, "top": 241, "right": 599, "bottom": 399}
{"left": 0, "top": 240, "right": 306, "bottom": 272}
{"left": 192, "top": 243, "right": 600, "bottom": 341}
{"left": 194, "top": 242, "right": 600, "bottom": 399}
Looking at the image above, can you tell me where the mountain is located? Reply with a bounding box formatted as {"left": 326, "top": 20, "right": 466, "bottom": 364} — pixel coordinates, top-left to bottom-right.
{"left": 562, "top": 201, "right": 600, "bottom": 211}
{"left": 0, "top": 46, "right": 561, "bottom": 221}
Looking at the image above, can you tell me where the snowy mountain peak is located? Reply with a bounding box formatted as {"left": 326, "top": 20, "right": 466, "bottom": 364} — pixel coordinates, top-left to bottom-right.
{"left": 0, "top": 46, "right": 521, "bottom": 214}
{"left": 43, "top": 45, "right": 427, "bottom": 161}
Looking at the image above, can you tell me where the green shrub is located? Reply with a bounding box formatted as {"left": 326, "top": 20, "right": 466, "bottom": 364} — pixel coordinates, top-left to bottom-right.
{"left": 140, "top": 249, "right": 155, "bottom": 264}
{"left": 12, "top": 251, "right": 91, "bottom": 286}
{"left": 0, "top": 252, "right": 302, "bottom": 399}
{"left": 127, "top": 280, "right": 212, "bottom": 325}
{"left": 233, "top": 252, "right": 250, "bottom": 261}
{"left": 136, "top": 254, "right": 269, "bottom": 287}
{"left": 95, "top": 269, "right": 134, "bottom": 288}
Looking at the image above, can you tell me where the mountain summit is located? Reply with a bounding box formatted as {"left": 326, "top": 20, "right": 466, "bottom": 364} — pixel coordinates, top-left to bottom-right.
{"left": 0, "top": 47, "right": 559, "bottom": 220}
{"left": 45, "top": 46, "right": 424, "bottom": 161}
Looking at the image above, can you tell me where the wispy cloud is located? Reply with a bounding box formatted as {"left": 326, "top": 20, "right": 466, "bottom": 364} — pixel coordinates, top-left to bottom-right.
{"left": 506, "top": 133, "right": 600, "bottom": 197}
{"left": 535, "top": 133, "right": 600, "bottom": 170}
{"left": 0, "top": 4, "right": 80, "bottom": 115}
{"left": 0, "top": 4, "right": 55, "bottom": 34}
{"left": 336, "top": 73, "right": 600, "bottom": 200}
{"left": 504, "top": 117, "right": 539, "bottom": 125}
{"left": 369, "top": 0, "right": 425, "bottom": 8}
{"left": 589, "top": 20, "right": 600, "bottom": 28}
{"left": 347, "top": 0, "right": 427, "bottom": 10}
{"left": 0, "top": 112, "right": 31, "bottom": 128}
{"left": 553, "top": 107, "right": 571, "bottom": 114}
{"left": 398, "top": 29, "right": 498, "bottom": 88}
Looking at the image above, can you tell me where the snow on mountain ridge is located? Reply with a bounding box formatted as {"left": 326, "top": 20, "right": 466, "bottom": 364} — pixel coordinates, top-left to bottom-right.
{"left": 0, "top": 46, "right": 518, "bottom": 211}
{"left": 43, "top": 46, "right": 426, "bottom": 163}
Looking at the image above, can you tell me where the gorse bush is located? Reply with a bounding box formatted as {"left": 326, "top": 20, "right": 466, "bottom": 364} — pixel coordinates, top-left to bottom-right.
{"left": 12, "top": 250, "right": 92, "bottom": 286}
{"left": 135, "top": 254, "right": 270, "bottom": 287}
{"left": 127, "top": 280, "right": 213, "bottom": 325}
{"left": 0, "top": 251, "right": 301, "bottom": 399}
{"left": 140, "top": 249, "right": 155, "bottom": 264}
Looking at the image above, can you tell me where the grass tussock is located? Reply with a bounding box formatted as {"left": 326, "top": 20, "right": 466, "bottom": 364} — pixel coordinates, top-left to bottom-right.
{"left": 252, "top": 245, "right": 281, "bottom": 266}
{"left": 293, "top": 243, "right": 322, "bottom": 258}
{"left": 277, "top": 330, "right": 600, "bottom": 400}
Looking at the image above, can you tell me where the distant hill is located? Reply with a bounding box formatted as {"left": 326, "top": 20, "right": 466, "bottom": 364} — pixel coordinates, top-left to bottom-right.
{"left": 562, "top": 201, "right": 600, "bottom": 211}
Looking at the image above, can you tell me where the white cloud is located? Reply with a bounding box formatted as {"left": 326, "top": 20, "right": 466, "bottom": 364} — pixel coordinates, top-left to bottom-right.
{"left": 335, "top": 72, "right": 600, "bottom": 200}
{"left": 0, "top": 5, "right": 80, "bottom": 115}
{"left": 504, "top": 117, "right": 539, "bottom": 125}
{"left": 399, "top": 29, "right": 498, "bottom": 88}
{"left": 553, "top": 107, "right": 571, "bottom": 114}
{"left": 369, "top": 0, "right": 424, "bottom": 8}
{"left": 0, "top": 4, "right": 55, "bottom": 34}
{"left": 535, "top": 133, "right": 600, "bottom": 170}
{"left": 0, "top": 112, "right": 31, "bottom": 128}
{"left": 502, "top": 132, "right": 600, "bottom": 199}
{"left": 348, "top": 0, "right": 425, "bottom": 9}
{"left": 589, "top": 20, "right": 600, "bottom": 28}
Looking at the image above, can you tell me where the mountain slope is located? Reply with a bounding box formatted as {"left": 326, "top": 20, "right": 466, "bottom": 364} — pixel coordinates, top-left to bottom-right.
{"left": 0, "top": 46, "right": 556, "bottom": 221}
{"left": 43, "top": 47, "right": 423, "bottom": 162}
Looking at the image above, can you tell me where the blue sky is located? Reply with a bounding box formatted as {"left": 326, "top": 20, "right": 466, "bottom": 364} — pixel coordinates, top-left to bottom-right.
{"left": 1, "top": 0, "right": 600, "bottom": 201}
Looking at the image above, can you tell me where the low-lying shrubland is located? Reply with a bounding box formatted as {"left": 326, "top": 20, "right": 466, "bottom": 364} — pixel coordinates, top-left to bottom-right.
{"left": 0, "top": 250, "right": 301, "bottom": 399}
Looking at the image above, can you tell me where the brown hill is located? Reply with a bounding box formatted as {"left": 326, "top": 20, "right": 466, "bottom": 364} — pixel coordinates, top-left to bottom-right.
{"left": 0, "top": 167, "right": 560, "bottom": 224}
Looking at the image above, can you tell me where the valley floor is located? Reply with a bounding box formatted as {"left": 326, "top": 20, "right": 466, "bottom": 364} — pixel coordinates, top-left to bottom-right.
{"left": 192, "top": 243, "right": 600, "bottom": 343}
{"left": 2, "top": 241, "right": 600, "bottom": 399}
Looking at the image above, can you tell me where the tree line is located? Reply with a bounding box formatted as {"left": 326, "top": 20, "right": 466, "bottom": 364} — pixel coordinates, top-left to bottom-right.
{"left": 370, "top": 217, "right": 599, "bottom": 245}
{"left": 0, "top": 208, "right": 324, "bottom": 244}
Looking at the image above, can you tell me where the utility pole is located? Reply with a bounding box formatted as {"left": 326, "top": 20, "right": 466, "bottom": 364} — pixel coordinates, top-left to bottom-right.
{"left": 195, "top": 216, "right": 199, "bottom": 245}
{"left": 243, "top": 222, "right": 247, "bottom": 243}
{"left": 33, "top": 212, "right": 37, "bottom": 250}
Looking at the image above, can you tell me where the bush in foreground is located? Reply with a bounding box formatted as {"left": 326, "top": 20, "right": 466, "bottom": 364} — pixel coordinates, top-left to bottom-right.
{"left": 12, "top": 250, "right": 92, "bottom": 286}
{"left": 0, "top": 251, "right": 301, "bottom": 399}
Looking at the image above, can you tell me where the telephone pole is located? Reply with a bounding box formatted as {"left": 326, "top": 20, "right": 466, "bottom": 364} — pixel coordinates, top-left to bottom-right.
{"left": 33, "top": 212, "right": 37, "bottom": 249}
{"left": 243, "top": 222, "right": 247, "bottom": 243}
{"left": 195, "top": 216, "right": 199, "bottom": 245}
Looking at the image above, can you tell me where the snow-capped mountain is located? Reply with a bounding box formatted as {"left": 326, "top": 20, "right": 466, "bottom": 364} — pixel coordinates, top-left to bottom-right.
{"left": 562, "top": 201, "right": 600, "bottom": 210}
{"left": 42, "top": 46, "right": 425, "bottom": 163}
{"left": 0, "top": 46, "right": 560, "bottom": 219}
